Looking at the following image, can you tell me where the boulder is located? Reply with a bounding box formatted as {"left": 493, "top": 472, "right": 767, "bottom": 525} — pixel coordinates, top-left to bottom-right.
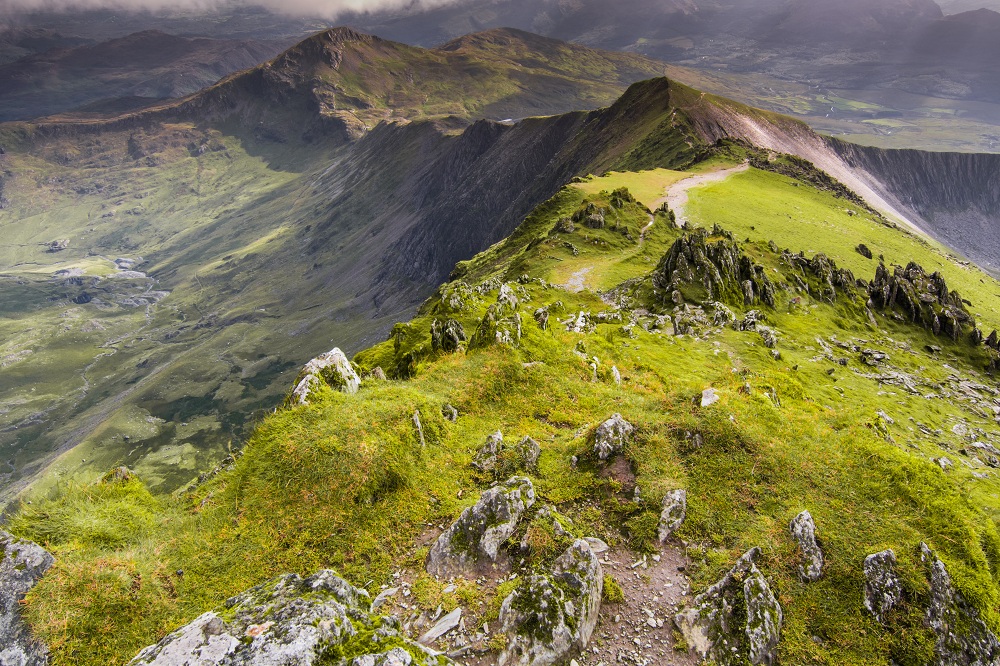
{"left": 290, "top": 348, "right": 361, "bottom": 405}
{"left": 789, "top": 511, "right": 823, "bottom": 582}
{"left": 430, "top": 318, "right": 467, "bottom": 353}
{"left": 856, "top": 244, "right": 873, "bottom": 260}
{"left": 470, "top": 284, "right": 522, "bottom": 349}
{"left": 472, "top": 432, "right": 541, "bottom": 476}
{"left": 920, "top": 543, "right": 1000, "bottom": 664}
{"left": 657, "top": 489, "right": 687, "bottom": 542}
{"left": 426, "top": 477, "right": 535, "bottom": 577}
{"left": 701, "top": 388, "right": 720, "bottom": 407}
{"left": 0, "top": 531, "right": 54, "bottom": 666}
{"left": 128, "top": 570, "right": 445, "bottom": 666}
{"left": 593, "top": 413, "right": 634, "bottom": 460}
{"left": 497, "top": 540, "right": 603, "bottom": 666}
{"left": 863, "top": 549, "right": 901, "bottom": 624}
{"left": 674, "top": 548, "right": 783, "bottom": 666}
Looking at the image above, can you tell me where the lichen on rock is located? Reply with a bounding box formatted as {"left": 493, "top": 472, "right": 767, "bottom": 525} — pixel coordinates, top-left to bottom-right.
{"left": 0, "top": 530, "right": 54, "bottom": 666}
{"left": 592, "top": 413, "right": 634, "bottom": 460}
{"left": 863, "top": 549, "right": 901, "bottom": 624}
{"left": 470, "top": 283, "right": 522, "bottom": 349}
{"left": 426, "top": 476, "right": 535, "bottom": 577}
{"left": 497, "top": 539, "right": 603, "bottom": 666}
{"left": 657, "top": 489, "right": 687, "bottom": 542}
{"left": 128, "top": 570, "right": 443, "bottom": 666}
{"left": 472, "top": 431, "right": 541, "bottom": 477}
{"left": 290, "top": 348, "right": 361, "bottom": 405}
{"left": 674, "top": 547, "right": 783, "bottom": 666}
{"left": 789, "top": 510, "right": 823, "bottom": 582}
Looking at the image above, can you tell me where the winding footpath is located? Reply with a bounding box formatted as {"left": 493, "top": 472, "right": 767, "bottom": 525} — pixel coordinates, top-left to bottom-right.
{"left": 643, "top": 163, "right": 750, "bottom": 236}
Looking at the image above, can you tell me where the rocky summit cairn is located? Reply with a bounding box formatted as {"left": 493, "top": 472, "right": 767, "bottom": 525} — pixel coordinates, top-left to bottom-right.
{"left": 593, "top": 413, "right": 634, "bottom": 460}
{"left": 653, "top": 226, "right": 776, "bottom": 308}
{"left": 290, "top": 348, "right": 361, "bottom": 405}
{"left": 789, "top": 510, "right": 823, "bottom": 582}
{"left": 128, "top": 570, "right": 444, "bottom": 666}
{"left": 426, "top": 476, "right": 535, "bottom": 577}
{"left": 470, "top": 283, "right": 522, "bottom": 349}
{"left": 868, "top": 262, "right": 976, "bottom": 340}
{"left": 657, "top": 489, "right": 687, "bottom": 542}
{"left": 920, "top": 543, "right": 1000, "bottom": 664}
{"left": 472, "top": 431, "right": 541, "bottom": 477}
{"left": 674, "top": 547, "right": 783, "bottom": 666}
{"left": 1, "top": 531, "right": 54, "bottom": 666}
{"left": 497, "top": 539, "right": 603, "bottom": 666}
{"left": 863, "top": 549, "right": 901, "bottom": 624}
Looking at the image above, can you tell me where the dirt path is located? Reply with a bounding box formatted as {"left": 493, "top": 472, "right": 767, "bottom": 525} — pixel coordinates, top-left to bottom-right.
{"left": 651, "top": 163, "right": 750, "bottom": 230}
{"left": 564, "top": 266, "right": 593, "bottom": 293}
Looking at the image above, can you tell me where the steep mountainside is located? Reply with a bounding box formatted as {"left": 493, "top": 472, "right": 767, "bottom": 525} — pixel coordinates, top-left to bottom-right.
{"left": 0, "top": 30, "right": 289, "bottom": 122}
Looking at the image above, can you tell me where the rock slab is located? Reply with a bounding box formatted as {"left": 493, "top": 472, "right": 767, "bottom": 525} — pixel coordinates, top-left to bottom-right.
{"left": 0, "top": 530, "right": 54, "bottom": 666}
{"left": 863, "top": 549, "right": 901, "bottom": 624}
{"left": 290, "top": 348, "right": 361, "bottom": 405}
{"left": 789, "top": 510, "right": 823, "bottom": 582}
{"left": 657, "top": 489, "right": 687, "bottom": 542}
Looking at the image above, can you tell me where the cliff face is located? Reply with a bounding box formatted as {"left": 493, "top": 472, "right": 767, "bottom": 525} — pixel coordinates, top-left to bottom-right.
{"left": 832, "top": 140, "right": 1000, "bottom": 274}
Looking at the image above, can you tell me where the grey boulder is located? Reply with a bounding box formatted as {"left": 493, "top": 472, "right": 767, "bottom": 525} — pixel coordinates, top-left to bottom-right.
{"left": 593, "top": 413, "right": 634, "bottom": 460}
{"left": 0, "top": 531, "right": 54, "bottom": 666}
{"left": 789, "top": 511, "right": 823, "bottom": 582}
{"left": 863, "top": 549, "right": 901, "bottom": 624}
{"left": 290, "top": 348, "right": 361, "bottom": 405}
{"left": 426, "top": 477, "right": 535, "bottom": 578}
{"left": 657, "top": 489, "right": 687, "bottom": 542}
{"left": 470, "top": 284, "right": 522, "bottom": 349}
{"left": 497, "top": 539, "right": 603, "bottom": 666}
{"left": 674, "top": 547, "right": 783, "bottom": 666}
{"left": 128, "top": 570, "right": 445, "bottom": 666}
{"left": 472, "top": 432, "right": 541, "bottom": 475}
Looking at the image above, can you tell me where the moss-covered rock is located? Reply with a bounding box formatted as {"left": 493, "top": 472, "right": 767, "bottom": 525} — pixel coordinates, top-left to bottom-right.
{"left": 869, "top": 262, "right": 976, "bottom": 340}
{"left": 863, "top": 549, "right": 902, "bottom": 625}
{"left": 471, "top": 431, "right": 541, "bottom": 478}
{"left": 592, "top": 413, "right": 634, "bottom": 461}
{"left": 674, "top": 547, "right": 783, "bottom": 666}
{"left": 289, "top": 348, "right": 361, "bottom": 405}
{"left": 789, "top": 510, "right": 823, "bottom": 582}
{"left": 469, "top": 284, "right": 522, "bottom": 349}
{"left": 497, "top": 539, "right": 603, "bottom": 666}
{"left": 127, "top": 570, "right": 444, "bottom": 666}
{"left": 0, "top": 531, "right": 53, "bottom": 666}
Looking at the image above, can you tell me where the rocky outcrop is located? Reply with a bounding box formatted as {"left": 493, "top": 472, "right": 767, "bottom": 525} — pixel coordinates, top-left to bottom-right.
{"left": 426, "top": 477, "right": 535, "bottom": 577}
{"left": 868, "top": 262, "right": 976, "bottom": 340}
{"left": 674, "top": 547, "right": 783, "bottom": 666}
{"left": 497, "top": 539, "right": 603, "bottom": 666}
{"left": 128, "top": 570, "right": 443, "bottom": 666}
{"left": 789, "top": 510, "right": 823, "bottom": 582}
{"left": 1, "top": 531, "right": 54, "bottom": 666}
{"left": 658, "top": 489, "right": 687, "bottom": 542}
{"left": 920, "top": 543, "right": 1000, "bottom": 665}
{"left": 472, "top": 432, "right": 541, "bottom": 476}
{"left": 593, "top": 413, "right": 634, "bottom": 460}
{"left": 470, "top": 284, "right": 522, "bottom": 349}
{"left": 782, "top": 251, "right": 859, "bottom": 303}
{"left": 654, "top": 226, "right": 776, "bottom": 308}
{"left": 863, "top": 549, "right": 901, "bottom": 624}
{"left": 430, "top": 318, "right": 467, "bottom": 353}
{"left": 290, "top": 348, "right": 361, "bottom": 405}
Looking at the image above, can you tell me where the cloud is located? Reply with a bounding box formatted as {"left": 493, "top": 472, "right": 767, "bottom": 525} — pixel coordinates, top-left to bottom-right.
{"left": 0, "top": 0, "right": 464, "bottom": 19}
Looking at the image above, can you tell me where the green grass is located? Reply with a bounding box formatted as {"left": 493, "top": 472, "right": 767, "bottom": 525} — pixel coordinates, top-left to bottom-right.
{"left": 11, "top": 163, "right": 1000, "bottom": 665}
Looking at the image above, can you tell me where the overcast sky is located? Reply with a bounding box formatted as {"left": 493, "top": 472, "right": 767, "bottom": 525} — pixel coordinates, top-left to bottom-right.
{"left": 0, "top": 0, "right": 462, "bottom": 17}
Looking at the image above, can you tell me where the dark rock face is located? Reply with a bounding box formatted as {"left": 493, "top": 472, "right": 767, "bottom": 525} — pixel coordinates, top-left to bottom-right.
{"left": 781, "top": 251, "right": 859, "bottom": 303}
{"left": 128, "top": 569, "right": 445, "bottom": 666}
{"left": 920, "top": 543, "right": 1000, "bottom": 666}
{"left": 868, "top": 262, "right": 975, "bottom": 340}
{"left": 426, "top": 476, "right": 535, "bottom": 577}
{"left": 674, "top": 547, "right": 783, "bottom": 666}
{"left": 0, "top": 530, "right": 55, "bottom": 666}
{"left": 430, "top": 318, "right": 467, "bottom": 353}
{"left": 654, "top": 227, "right": 776, "bottom": 308}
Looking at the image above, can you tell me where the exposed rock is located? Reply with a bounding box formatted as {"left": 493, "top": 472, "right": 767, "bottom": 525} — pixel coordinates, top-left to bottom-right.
{"left": 710, "top": 302, "right": 735, "bottom": 326}
{"left": 470, "top": 284, "right": 522, "bottom": 348}
{"left": 674, "top": 548, "right": 783, "bottom": 666}
{"left": 593, "top": 413, "right": 634, "bottom": 460}
{"left": 0, "top": 531, "right": 54, "bottom": 666}
{"left": 533, "top": 307, "right": 550, "bottom": 331}
{"left": 426, "top": 477, "right": 535, "bottom": 577}
{"left": 412, "top": 410, "right": 426, "bottom": 448}
{"left": 701, "top": 388, "right": 720, "bottom": 407}
{"left": 472, "top": 432, "right": 540, "bottom": 476}
{"left": 573, "top": 202, "right": 606, "bottom": 230}
{"left": 861, "top": 348, "right": 889, "bottom": 366}
{"left": 734, "top": 309, "right": 765, "bottom": 332}
{"left": 611, "top": 365, "right": 621, "bottom": 386}
{"left": 497, "top": 539, "right": 603, "bottom": 666}
{"left": 863, "top": 549, "right": 901, "bottom": 625}
{"left": 290, "top": 348, "right": 361, "bottom": 405}
{"left": 128, "top": 570, "right": 445, "bottom": 666}
{"left": 757, "top": 326, "right": 778, "bottom": 349}
{"left": 920, "top": 543, "right": 1000, "bottom": 665}
{"left": 419, "top": 607, "right": 461, "bottom": 645}
{"left": 789, "top": 511, "right": 823, "bottom": 582}
{"left": 868, "top": 262, "right": 976, "bottom": 340}
{"left": 654, "top": 226, "right": 776, "bottom": 308}
{"left": 657, "top": 489, "right": 687, "bottom": 542}
{"left": 671, "top": 304, "right": 710, "bottom": 336}
{"left": 555, "top": 217, "right": 575, "bottom": 233}
{"left": 368, "top": 367, "right": 388, "bottom": 381}
{"left": 442, "top": 404, "right": 458, "bottom": 422}
{"left": 856, "top": 243, "right": 873, "bottom": 259}
{"left": 782, "top": 250, "right": 858, "bottom": 302}
{"left": 431, "top": 318, "right": 467, "bottom": 353}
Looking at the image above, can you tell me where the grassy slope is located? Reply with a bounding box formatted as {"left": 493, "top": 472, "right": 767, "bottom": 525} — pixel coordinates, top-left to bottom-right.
{"left": 11, "top": 163, "right": 1000, "bottom": 666}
